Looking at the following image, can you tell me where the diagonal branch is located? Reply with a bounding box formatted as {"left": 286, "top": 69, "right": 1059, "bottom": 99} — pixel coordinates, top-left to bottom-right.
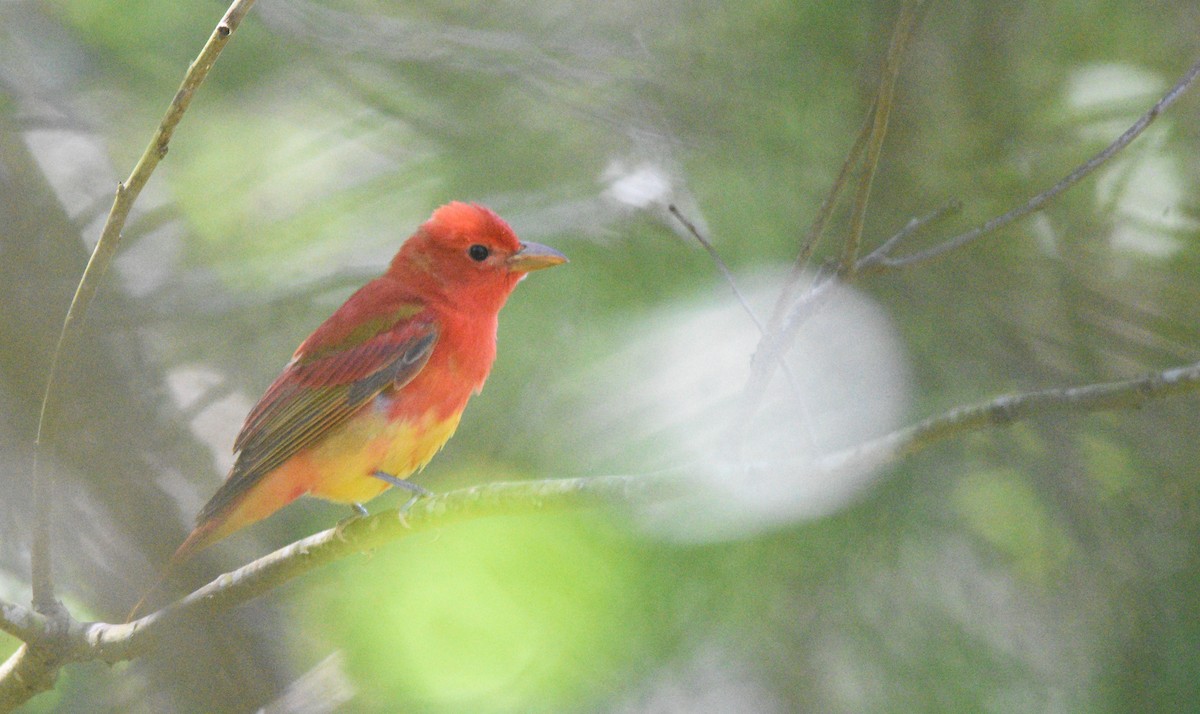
{"left": 3, "top": 357, "right": 1200, "bottom": 710}
{"left": 5, "top": 360, "right": 1200, "bottom": 661}
{"left": 866, "top": 54, "right": 1200, "bottom": 271}
{"left": 668, "top": 204, "right": 764, "bottom": 333}
{"left": 839, "top": 0, "right": 928, "bottom": 273}
{"left": 819, "top": 360, "right": 1200, "bottom": 476}
{"left": 854, "top": 199, "right": 962, "bottom": 273}
{"left": 747, "top": 2, "right": 927, "bottom": 429}
{"left": 746, "top": 53, "right": 1200, "bottom": 428}
{"left": 28, "top": 0, "right": 258, "bottom": 616}
{"left": 25, "top": 475, "right": 674, "bottom": 665}
{"left": 767, "top": 100, "right": 874, "bottom": 331}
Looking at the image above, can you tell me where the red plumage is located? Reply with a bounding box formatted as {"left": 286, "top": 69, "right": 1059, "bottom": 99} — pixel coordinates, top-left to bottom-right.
{"left": 172, "top": 202, "right": 566, "bottom": 562}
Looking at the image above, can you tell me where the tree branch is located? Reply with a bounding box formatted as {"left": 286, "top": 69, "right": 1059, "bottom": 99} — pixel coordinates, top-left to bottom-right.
{"left": 0, "top": 646, "right": 60, "bottom": 713}
{"left": 767, "top": 101, "right": 873, "bottom": 331}
{"left": 839, "top": 0, "right": 927, "bottom": 273}
{"left": 129, "top": 474, "right": 664, "bottom": 645}
{"left": 28, "top": 0, "right": 257, "bottom": 617}
{"left": 819, "top": 360, "right": 1200, "bottom": 476}
{"left": 746, "top": 53, "right": 1200, "bottom": 429}
{"left": 747, "top": 2, "right": 926, "bottom": 427}
{"left": 8, "top": 4, "right": 1198, "bottom": 711}
{"left": 4, "top": 358, "right": 1199, "bottom": 687}
{"left": 854, "top": 199, "right": 961, "bottom": 273}
{"left": 0, "top": 475, "right": 673, "bottom": 674}
{"left": 3, "top": 355, "right": 1200, "bottom": 710}
{"left": 0, "top": 601, "right": 49, "bottom": 646}
{"left": 668, "top": 204, "right": 764, "bottom": 333}
{"left": 864, "top": 54, "right": 1200, "bottom": 271}
{"left": 6, "top": 2, "right": 257, "bottom": 710}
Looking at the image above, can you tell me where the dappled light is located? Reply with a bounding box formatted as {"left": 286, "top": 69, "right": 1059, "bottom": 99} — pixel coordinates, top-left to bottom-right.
{"left": 3, "top": 1, "right": 1200, "bottom": 711}
{"left": 1064, "top": 63, "right": 1197, "bottom": 260}
{"left": 554, "top": 276, "right": 910, "bottom": 540}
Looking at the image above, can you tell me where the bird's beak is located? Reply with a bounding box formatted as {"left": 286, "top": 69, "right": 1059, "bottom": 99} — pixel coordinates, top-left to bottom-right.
{"left": 507, "top": 241, "right": 568, "bottom": 273}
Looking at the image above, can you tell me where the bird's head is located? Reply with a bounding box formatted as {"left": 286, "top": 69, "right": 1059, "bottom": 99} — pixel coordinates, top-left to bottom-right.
{"left": 389, "top": 202, "right": 567, "bottom": 312}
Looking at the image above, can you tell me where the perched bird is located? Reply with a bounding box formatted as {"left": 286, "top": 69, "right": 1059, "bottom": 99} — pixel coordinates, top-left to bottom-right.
{"left": 173, "top": 202, "right": 566, "bottom": 563}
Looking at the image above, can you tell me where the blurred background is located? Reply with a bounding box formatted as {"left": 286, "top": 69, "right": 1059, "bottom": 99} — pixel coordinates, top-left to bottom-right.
{"left": 2, "top": 0, "right": 1200, "bottom": 711}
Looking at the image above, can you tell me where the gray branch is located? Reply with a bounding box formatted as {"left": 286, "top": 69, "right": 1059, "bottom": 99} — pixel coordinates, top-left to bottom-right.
{"left": 5, "top": 358, "right": 1200, "bottom": 711}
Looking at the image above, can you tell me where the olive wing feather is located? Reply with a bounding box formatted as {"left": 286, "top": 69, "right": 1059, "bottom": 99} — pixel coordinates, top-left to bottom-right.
{"left": 195, "top": 315, "right": 438, "bottom": 525}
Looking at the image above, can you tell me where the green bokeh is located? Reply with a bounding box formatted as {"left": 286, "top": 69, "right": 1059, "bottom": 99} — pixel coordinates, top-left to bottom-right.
{"left": 302, "top": 511, "right": 653, "bottom": 712}
{"left": 3, "top": 0, "right": 1200, "bottom": 711}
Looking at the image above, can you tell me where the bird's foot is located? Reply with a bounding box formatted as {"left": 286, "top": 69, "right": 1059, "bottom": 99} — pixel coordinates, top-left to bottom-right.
{"left": 371, "top": 471, "right": 433, "bottom": 528}
{"left": 335, "top": 502, "right": 369, "bottom": 542}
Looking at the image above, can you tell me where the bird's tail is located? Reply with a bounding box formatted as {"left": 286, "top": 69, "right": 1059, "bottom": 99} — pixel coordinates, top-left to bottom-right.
{"left": 126, "top": 567, "right": 169, "bottom": 623}
{"left": 125, "top": 518, "right": 224, "bottom": 622}
{"left": 126, "top": 469, "right": 306, "bottom": 620}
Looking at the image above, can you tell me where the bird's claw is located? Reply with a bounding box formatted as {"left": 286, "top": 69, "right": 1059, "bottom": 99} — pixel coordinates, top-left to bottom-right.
{"left": 335, "top": 502, "right": 369, "bottom": 542}
{"left": 370, "top": 471, "right": 432, "bottom": 528}
{"left": 397, "top": 492, "right": 424, "bottom": 529}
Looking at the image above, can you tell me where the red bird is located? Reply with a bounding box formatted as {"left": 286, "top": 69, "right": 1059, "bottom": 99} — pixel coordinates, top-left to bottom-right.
{"left": 173, "top": 202, "right": 566, "bottom": 563}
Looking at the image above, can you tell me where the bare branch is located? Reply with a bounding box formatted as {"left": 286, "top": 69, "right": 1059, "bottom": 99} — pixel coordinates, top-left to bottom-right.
{"left": 0, "top": 601, "right": 49, "bottom": 646}
{"left": 6, "top": 2, "right": 1197, "bottom": 710}
{"left": 29, "top": 0, "right": 258, "bottom": 616}
{"left": 855, "top": 199, "right": 962, "bottom": 274}
{"left": 749, "top": 2, "right": 927, "bottom": 427}
{"left": 870, "top": 54, "right": 1200, "bottom": 270}
{"left": 747, "top": 50, "right": 1200, "bottom": 436}
{"left": 0, "top": 646, "right": 59, "bottom": 713}
{"left": 820, "top": 359, "right": 1200, "bottom": 475}
{"left": 0, "top": 602, "right": 72, "bottom": 712}
{"left": 0, "top": 476, "right": 663, "bottom": 710}
{"left": 668, "top": 204, "right": 764, "bottom": 333}
{"left": 839, "top": 0, "right": 927, "bottom": 273}
{"left": 5, "top": 358, "right": 1200, "bottom": 663}
{"left": 78, "top": 475, "right": 668, "bottom": 665}
{"left": 767, "top": 100, "right": 874, "bottom": 330}
{"left": 2, "top": 355, "right": 1199, "bottom": 710}
{"left": 667, "top": 204, "right": 815, "bottom": 450}
{"left": 747, "top": 266, "right": 839, "bottom": 402}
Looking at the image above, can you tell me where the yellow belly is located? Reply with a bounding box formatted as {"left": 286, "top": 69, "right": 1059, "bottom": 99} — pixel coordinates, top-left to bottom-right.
{"left": 294, "top": 408, "right": 464, "bottom": 504}
{"left": 186, "top": 407, "right": 465, "bottom": 555}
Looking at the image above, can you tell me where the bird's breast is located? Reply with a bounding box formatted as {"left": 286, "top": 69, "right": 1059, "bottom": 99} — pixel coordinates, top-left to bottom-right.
{"left": 386, "top": 313, "right": 496, "bottom": 420}
{"left": 285, "top": 311, "right": 495, "bottom": 505}
{"left": 291, "top": 406, "right": 464, "bottom": 504}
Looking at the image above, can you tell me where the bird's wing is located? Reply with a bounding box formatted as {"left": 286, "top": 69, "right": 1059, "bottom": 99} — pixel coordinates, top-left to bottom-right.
{"left": 197, "top": 297, "right": 439, "bottom": 525}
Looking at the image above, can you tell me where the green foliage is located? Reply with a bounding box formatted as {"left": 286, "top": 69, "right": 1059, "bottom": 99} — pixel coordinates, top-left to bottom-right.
{"left": 3, "top": 0, "right": 1200, "bottom": 711}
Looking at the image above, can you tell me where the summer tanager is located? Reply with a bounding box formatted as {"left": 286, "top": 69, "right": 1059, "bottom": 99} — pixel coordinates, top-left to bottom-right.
{"left": 173, "top": 202, "right": 566, "bottom": 563}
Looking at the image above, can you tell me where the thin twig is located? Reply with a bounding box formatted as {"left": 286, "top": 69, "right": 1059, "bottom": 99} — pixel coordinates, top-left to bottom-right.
{"left": 28, "top": 0, "right": 257, "bottom": 616}
{"left": 839, "top": 0, "right": 927, "bottom": 274}
{"left": 0, "top": 474, "right": 668, "bottom": 711}
{"left": 667, "top": 205, "right": 816, "bottom": 451}
{"left": 748, "top": 2, "right": 927, "bottom": 432}
{"left": 668, "top": 204, "right": 764, "bottom": 332}
{"left": 751, "top": 41, "right": 1200, "bottom": 438}
{"left": 10, "top": 483, "right": 643, "bottom": 709}
{"left": 874, "top": 54, "right": 1200, "bottom": 269}
{"left": 767, "top": 99, "right": 875, "bottom": 330}
{"left": 90, "top": 476, "right": 672, "bottom": 664}
{"left": 855, "top": 199, "right": 962, "bottom": 273}
{"left": 748, "top": 268, "right": 839, "bottom": 388}
{"left": 819, "top": 359, "right": 1200, "bottom": 475}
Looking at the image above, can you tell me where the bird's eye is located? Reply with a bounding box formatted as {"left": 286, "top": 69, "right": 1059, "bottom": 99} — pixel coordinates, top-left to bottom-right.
{"left": 468, "top": 244, "right": 490, "bottom": 262}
